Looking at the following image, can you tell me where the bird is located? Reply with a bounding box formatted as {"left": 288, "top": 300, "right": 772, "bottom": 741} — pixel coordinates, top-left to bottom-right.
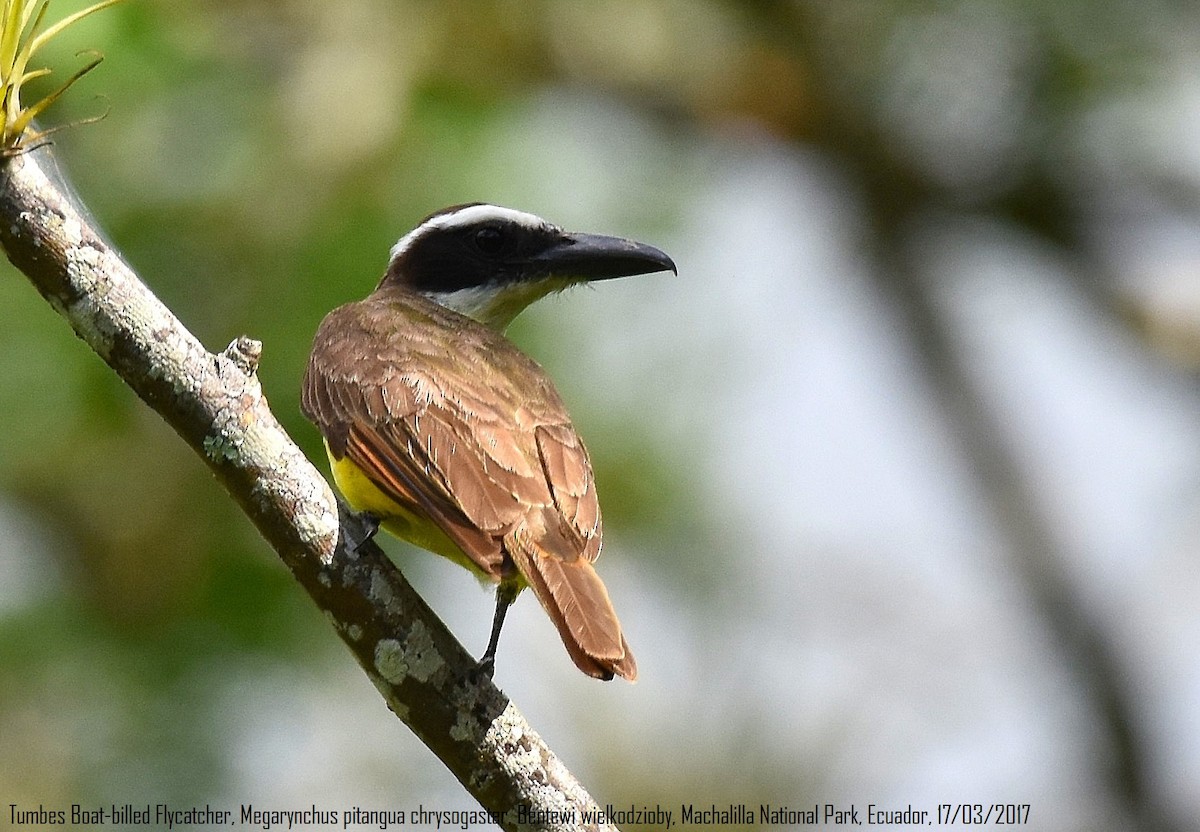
{"left": 301, "top": 203, "right": 676, "bottom": 681}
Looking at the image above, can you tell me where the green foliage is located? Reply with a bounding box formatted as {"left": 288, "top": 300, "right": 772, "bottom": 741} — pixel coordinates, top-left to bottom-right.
{"left": 0, "top": 0, "right": 121, "bottom": 148}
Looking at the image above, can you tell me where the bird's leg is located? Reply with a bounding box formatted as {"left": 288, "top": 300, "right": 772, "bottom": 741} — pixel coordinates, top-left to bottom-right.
{"left": 478, "top": 582, "right": 519, "bottom": 678}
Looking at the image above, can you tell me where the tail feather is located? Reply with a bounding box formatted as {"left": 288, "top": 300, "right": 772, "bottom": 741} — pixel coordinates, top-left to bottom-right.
{"left": 507, "top": 531, "right": 637, "bottom": 681}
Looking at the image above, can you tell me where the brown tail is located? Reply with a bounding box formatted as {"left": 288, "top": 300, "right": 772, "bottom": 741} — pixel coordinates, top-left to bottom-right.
{"left": 507, "top": 532, "right": 637, "bottom": 681}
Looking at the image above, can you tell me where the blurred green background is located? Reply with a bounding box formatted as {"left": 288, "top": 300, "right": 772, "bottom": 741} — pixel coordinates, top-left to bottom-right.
{"left": 3, "top": 1, "right": 1200, "bottom": 830}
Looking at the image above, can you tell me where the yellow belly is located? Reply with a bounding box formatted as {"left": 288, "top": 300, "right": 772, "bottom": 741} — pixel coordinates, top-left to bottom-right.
{"left": 326, "top": 442, "right": 490, "bottom": 579}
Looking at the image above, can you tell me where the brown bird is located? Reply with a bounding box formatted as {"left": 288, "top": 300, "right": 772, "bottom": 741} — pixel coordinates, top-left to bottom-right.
{"left": 301, "top": 204, "right": 675, "bottom": 680}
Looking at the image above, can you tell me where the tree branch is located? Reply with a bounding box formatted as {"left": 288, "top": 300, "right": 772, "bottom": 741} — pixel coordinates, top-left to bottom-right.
{"left": 0, "top": 143, "right": 614, "bottom": 832}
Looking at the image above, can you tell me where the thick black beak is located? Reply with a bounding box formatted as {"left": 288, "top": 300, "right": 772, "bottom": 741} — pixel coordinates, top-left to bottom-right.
{"left": 529, "top": 232, "right": 677, "bottom": 282}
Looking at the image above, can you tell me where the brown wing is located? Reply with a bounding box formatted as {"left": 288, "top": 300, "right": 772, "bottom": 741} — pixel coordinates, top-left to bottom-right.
{"left": 301, "top": 289, "right": 635, "bottom": 679}
{"left": 302, "top": 293, "right": 545, "bottom": 574}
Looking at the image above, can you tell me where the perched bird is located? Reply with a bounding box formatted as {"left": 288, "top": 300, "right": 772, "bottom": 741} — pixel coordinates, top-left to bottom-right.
{"left": 301, "top": 203, "right": 675, "bottom": 680}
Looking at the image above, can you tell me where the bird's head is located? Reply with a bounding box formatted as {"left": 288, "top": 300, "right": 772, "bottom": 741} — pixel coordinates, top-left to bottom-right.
{"left": 379, "top": 203, "right": 676, "bottom": 330}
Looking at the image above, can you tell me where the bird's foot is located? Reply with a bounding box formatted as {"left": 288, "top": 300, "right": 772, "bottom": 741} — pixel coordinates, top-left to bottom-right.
{"left": 347, "top": 514, "right": 380, "bottom": 554}
{"left": 337, "top": 499, "right": 381, "bottom": 555}
{"left": 473, "top": 653, "right": 497, "bottom": 681}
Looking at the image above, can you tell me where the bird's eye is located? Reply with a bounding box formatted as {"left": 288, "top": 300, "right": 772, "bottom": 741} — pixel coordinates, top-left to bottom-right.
{"left": 473, "top": 226, "right": 507, "bottom": 255}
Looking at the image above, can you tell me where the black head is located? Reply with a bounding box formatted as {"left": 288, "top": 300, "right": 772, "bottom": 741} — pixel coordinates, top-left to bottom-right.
{"left": 379, "top": 203, "right": 676, "bottom": 329}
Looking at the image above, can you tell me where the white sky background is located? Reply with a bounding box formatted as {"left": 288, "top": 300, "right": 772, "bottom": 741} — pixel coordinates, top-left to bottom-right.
{"left": 469, "top": 90, "right": 1200, "bottom": 827}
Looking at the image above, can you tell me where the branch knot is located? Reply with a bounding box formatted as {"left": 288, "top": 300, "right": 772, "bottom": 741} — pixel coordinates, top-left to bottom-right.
{"left": 222, "top": 335, "right": 262, "bottom": 375}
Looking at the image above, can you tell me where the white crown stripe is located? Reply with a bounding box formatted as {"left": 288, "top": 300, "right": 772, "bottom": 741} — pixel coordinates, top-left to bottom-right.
{"left": 389, "top": 204, "right": 550, "bottom": 261}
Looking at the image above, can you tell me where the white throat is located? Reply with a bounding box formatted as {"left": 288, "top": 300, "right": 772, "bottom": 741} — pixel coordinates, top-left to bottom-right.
{"left": 426, "top": 278, "right": 572, "bottom": 331}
